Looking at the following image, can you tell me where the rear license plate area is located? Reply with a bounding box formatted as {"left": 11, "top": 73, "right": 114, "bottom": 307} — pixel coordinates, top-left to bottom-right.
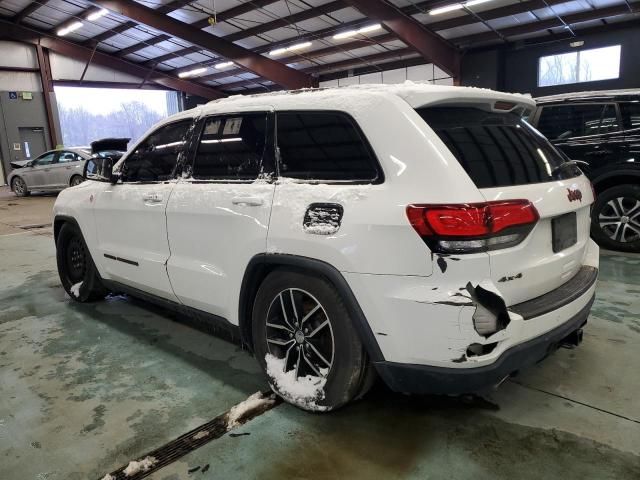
{"left": 552, "top": 212, "right": 577, "bottom": 253}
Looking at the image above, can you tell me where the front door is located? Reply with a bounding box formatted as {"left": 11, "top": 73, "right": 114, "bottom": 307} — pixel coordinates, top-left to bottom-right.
{"left": 94, "top": 118, "right": 195, "bottom": 300}
{"left": 166, "top": 112, "right": 275, "bottom": 321}
{"left": 22, "top": 151, "right": 56, "bottom": 189}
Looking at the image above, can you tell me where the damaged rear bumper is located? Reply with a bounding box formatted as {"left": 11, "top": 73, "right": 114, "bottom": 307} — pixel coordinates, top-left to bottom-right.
{"left": 374, "top": 295, "right": 594, "bottom": 395}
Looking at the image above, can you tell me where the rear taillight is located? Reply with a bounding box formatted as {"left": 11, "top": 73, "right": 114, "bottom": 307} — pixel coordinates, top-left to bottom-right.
{"left": 406, "top": 200, "right": 539, "bottom": 253}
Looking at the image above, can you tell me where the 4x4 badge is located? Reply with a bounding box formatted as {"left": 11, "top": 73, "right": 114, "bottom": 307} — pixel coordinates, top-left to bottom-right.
{"left": 567, "top": 188, "right": 582, "bottom": 202}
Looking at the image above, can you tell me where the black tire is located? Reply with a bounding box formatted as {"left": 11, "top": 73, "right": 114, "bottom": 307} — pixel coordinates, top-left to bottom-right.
{"left": 252, "top": 269, "right": 372, "bottom": 411}
{"left": 591, "top": 184, "right": 640, "bottom": 253}
{"left": 11, "top": 176, "right": 30, "bottom": 197}
{"left": 56, "top": 222, "right": 108, "bottom": 302}
{"left": 70, "top": 175, "right": 84, "bottom": 187}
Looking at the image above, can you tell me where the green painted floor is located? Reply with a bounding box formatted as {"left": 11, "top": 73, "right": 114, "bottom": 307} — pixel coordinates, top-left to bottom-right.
{"left": 0, "top": 227, "right": 639, "bottom": 479}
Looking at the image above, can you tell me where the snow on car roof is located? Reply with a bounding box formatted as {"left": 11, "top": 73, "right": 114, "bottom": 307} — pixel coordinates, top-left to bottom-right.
{"left": 204, "top": 82, "right": 535, "bottom": 110}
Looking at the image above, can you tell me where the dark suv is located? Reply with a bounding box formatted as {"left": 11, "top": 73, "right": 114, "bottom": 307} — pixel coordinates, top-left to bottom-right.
{"left": 530, "top": 90, "right": 640, "bottom": 252}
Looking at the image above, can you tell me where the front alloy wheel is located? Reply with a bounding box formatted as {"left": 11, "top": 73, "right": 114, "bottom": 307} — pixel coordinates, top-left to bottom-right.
{"left": 12, "top": 177, "right": 28, "bottom": 197}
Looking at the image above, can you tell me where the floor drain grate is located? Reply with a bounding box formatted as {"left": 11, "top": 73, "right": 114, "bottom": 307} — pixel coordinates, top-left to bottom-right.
{"left": 98, "top": 390, "right": 279, "bottom": 480}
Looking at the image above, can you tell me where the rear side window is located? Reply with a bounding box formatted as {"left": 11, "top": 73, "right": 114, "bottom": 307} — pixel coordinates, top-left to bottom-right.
{"left": 123, "top": 120, "right": 192, "bottom": 182}
{"left": 620, "top": 102, "right": 640, "bottom": 130}
{"left": 417, "top": 107, "right": 576, "bottom": 189}
{"left": 276, "top": 112, "right": 380, "bottom": 182}
{"left": 536, "top": 104, "right": 619, "bottom": 140}
{"left": 58, "top": 151, "right": 82, "bottom": 163}
{"left": 192, "top": 113, "right": 267, "bottom": 180}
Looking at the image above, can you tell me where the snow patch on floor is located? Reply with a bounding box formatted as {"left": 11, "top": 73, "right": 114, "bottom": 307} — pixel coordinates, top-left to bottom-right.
{"left": 70, "top": 281, "right": 82, "bottom": 298}
{"left": 192, "top": 430, "right": 209, "bottom": 440}
{"left": 123, "top": 456, "right": 157, "bottom": 476}
{"left": 100, "top": 475, "right": 115, "bottom": 480}
{"left": 265, "top": 354, "right": 328, "bottom": 411}
{"left": 226, "top": 391, "right": 275, "bottom": 430}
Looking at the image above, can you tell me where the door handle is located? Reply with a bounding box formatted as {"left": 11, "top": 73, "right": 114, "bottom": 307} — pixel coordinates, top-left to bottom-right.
{"left": 65, "top": 166, "right": 71, "bottom": 169}
{"left": 143, "top": 193, "right": 163, "bottom": 203}
{"left": 232, "top": 197, "right": 264, "bottom": 206}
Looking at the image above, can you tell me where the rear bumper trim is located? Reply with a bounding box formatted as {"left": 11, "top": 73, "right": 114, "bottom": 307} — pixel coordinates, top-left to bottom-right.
{"left": 509, "top": 266, "right": 598, "bottom": 320}
{"left": 374, "top": 295, "right": 594, "bottom": 395}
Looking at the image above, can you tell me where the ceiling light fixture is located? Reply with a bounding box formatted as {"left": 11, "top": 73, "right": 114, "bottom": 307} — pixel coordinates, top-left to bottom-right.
{"left": 87, "top": 8, "right": 109, "bottom": 21}
{"left": 178, "top": 67, "right": 208, "bottom": 78}
{"left": 214, "top": 61, "right": 234, "bottom": 69}
{"left": 268, "top": 41, "right": 312, "bottom": 56}
{"left": 57, "top": 21, "right": 83, "bottom": 36}
{"left": 429, "top": 3, "right": 463, "bottom": 15}
{"left": 429, "top": 0, "right": 494, "bottom": 15}
{"left": 333, "top": 23, "right": 382, "bottom": 40}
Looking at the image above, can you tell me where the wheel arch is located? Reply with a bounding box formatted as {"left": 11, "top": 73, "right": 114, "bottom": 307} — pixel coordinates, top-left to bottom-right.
{"left": 592, "top": 170, "right": 640, "bottom": 194}
{"left": 69, "top": 174, "right": 83, "bottom": 186}
{"left": 53, "top": 215, "right": 81, "bottom": 244}
{"left": 238, "top": 254, "right": 384, "bottom": 362}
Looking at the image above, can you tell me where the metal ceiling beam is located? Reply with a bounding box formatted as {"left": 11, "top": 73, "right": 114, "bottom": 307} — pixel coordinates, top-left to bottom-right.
{"left": 0, "top": 18, "right": 225, "bottom": 99}
{"left": 117, "top": 0, "right": 280, "bottom": 58}
{"left": 90, "top": 0, "right": 314, "bottom": 89}
{"left": 199, "top": 32, "right": 396, "bottom": 82}
{"left": 84, "top": 0, "right": 186, "bottom": 45}
{"left": 341, "top": 0, "right": 459, "bottom": 78}
{"left": 12, "top": 0, "right": 51, "bottom": 23}
{"left": 455, "top": 3, "right": 639, "bottom": 45}
{"left": 52, "top": 7, "right": 104, "bottom": 34}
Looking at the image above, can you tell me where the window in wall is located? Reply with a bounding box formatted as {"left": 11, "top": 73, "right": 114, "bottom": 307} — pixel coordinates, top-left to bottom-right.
{"left": 276, "top": 112, "right": 380, "bottom": 181}
{"left": 536, "top": 104, "right": 619, "bottom": 140}
{"left": 192, "top": 114, "right": 267, "bottom": 180}
{"left": 122, "top": 120, "right": 192, "bottom": 182}
{"left": 538, "top": 45, "right": 621, "bottom": 87}
{"left": 620, "top": 102, "right": 640, "bottom": 130}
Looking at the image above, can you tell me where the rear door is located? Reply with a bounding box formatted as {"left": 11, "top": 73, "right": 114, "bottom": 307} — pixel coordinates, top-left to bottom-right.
{"left": 418, "top": 106, "right": 593, "bottom": 306}
{"left": 50, "top": 151, "right": 84, "bottom": 187}
{"left": 166, "top": 111, "right": 275, "bottom": 321}
{"left": 93, "top": 119, "right": 194, "bottom": 300}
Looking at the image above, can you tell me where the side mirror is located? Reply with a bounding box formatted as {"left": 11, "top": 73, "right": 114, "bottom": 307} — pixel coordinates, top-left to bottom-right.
{"left": 84, "top": 157, "right": 116, "bottom": 183}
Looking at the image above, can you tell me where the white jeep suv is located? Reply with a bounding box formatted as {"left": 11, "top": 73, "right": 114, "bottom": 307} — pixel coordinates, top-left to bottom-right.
{"left": 53, "top": 84, "right": 599, "bottom": 411}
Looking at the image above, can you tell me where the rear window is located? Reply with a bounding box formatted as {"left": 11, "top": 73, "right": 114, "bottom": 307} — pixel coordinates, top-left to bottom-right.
{"left": 417, "top": 107, "right": 577, "bottom": 189}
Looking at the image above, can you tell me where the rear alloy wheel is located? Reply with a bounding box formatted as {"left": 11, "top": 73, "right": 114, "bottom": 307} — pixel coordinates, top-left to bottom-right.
{"left": 12, "top": 177, "right": 29, "bottom": 197}
{"left": 252, "top": 270, "right": 373, "bottom": 412}
{"left": 70, "top": 175, "right": 84, "bottom": 187}
{"left": 56, "top": 223, "right": 108, "bottom": 302}
{"left": 591, "top": 184, "right": 640, "bottom": 253}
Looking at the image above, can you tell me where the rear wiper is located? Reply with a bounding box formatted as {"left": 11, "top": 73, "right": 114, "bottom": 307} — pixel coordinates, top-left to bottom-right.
{"left": 551, "top": 159, "right": 588, "bottom": 176}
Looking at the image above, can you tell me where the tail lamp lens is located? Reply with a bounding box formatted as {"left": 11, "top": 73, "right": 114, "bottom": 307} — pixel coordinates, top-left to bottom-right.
{"left": 406, "top": 200, "right": 539, "bottom": 253}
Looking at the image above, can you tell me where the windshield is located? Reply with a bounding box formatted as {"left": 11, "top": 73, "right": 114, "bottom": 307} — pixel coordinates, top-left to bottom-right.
{"left": 417, "top": 107, "right": 580, "bottom": 188}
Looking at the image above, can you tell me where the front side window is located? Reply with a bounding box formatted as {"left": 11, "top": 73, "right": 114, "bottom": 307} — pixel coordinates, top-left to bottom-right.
{"left": 33, "top": 153, "right": 55, "bottom": 166}
{"left": 536, "top": 104, "right": 619, "bottom": 140}
{"left": 276, "top": 111, "right": 380, "bottom": 182}
{"left": 620, "top": 102, "right": 640, "bottom": 131}
{"left": 122, "top": 119, "right": 192, "bottom": 182}
{"left": 192, "top": 113, "right": 267, "bottom": 180}
{"left": 418, "top": 107, "right": 577, "bottom": 189}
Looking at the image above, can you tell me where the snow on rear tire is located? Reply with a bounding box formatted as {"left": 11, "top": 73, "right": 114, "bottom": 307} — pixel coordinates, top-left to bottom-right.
{"left": 252, "top": 269, "right": 370, "bottom": 412}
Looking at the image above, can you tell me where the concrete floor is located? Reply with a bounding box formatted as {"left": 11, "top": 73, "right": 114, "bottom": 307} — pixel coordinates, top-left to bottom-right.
{"left": 0, "top": 186, "right": 639, "bottom": 479}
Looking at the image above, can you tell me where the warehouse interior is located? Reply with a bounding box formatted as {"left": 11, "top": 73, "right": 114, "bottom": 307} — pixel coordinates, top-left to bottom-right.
{"left": 0, "top": 0, "right": 639, "bottom": 479}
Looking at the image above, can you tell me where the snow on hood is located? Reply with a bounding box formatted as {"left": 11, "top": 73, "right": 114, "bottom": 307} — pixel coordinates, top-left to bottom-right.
{"left": 91, "top": 137, "right": 130, "bottom": 154}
